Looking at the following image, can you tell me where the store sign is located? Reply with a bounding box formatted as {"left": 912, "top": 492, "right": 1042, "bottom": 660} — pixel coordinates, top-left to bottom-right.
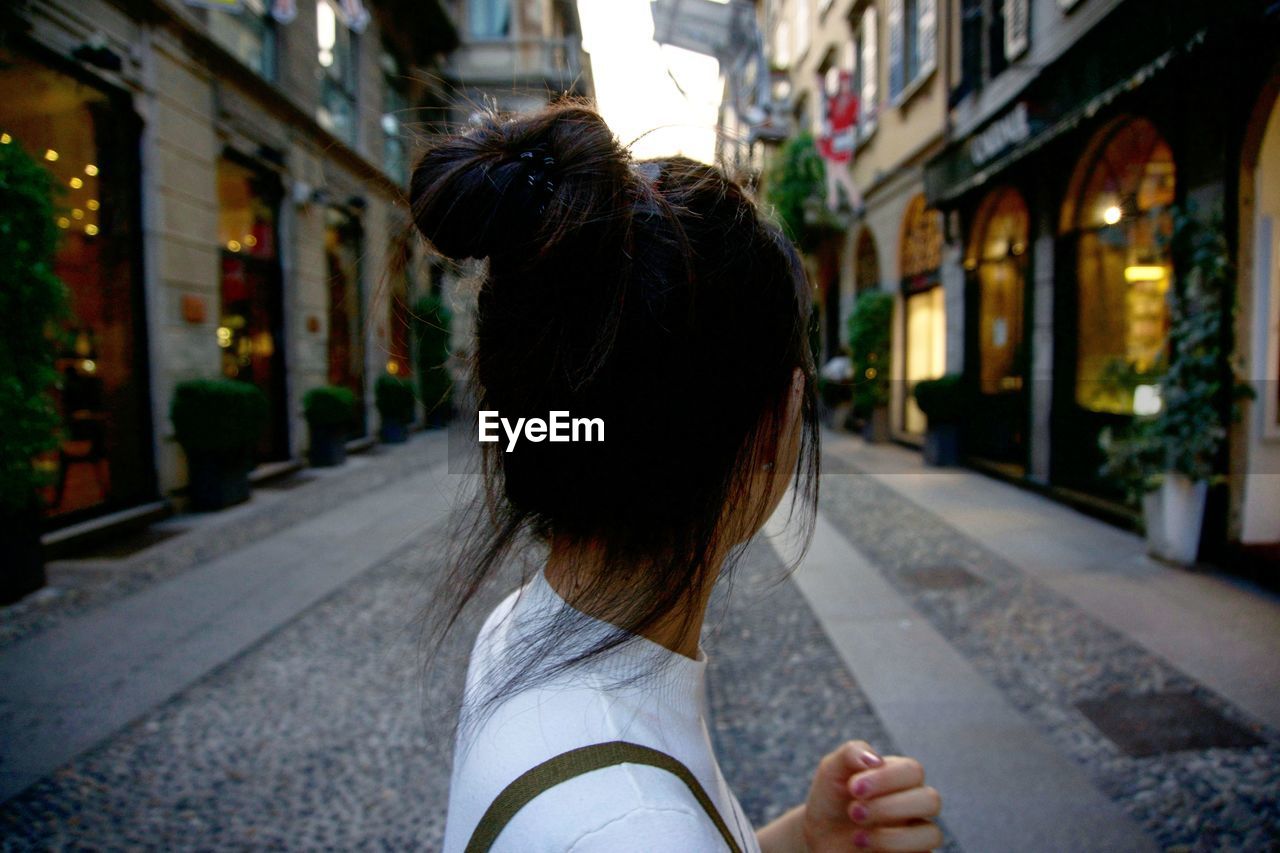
{"left": 968, "top": 102, "right": 1031, "bottom": 167}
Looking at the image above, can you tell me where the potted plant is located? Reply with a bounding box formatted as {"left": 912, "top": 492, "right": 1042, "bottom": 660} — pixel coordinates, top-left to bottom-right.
{"left": 1100, "top": 204, "right": 1253, "bottom": 565}
{"left": 847, "top": 290, "right": 893, "bottom": 443}
{"left": 171, "top": 379, "right": 268, "bottom": 510}
{"left": 411, "top": 294, "right": 453, "bottom": 428}
{"left": 375, "top": 374, "right": 416, "bottom": 444}
{"left": 0, "top": 139, "right": 71, "bottom": 603}
{"left": 914, "top": 374, "right": 965, "bottom": 466}
{"left": 304, "top": 385, "right": 356, "bottom": 467}
{"left": 764, "top": 132, "right": 848, "bottom": 252}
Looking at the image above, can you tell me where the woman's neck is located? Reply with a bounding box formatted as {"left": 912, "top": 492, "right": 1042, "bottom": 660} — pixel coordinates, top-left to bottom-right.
{"left": 543, "top": 536, "right": 718, "bottom": 661}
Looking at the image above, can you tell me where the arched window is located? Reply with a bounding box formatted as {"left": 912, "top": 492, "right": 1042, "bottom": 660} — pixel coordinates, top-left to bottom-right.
{"left": 899, "top": 194, "right": 945, "bottom": 434}
{"left": 1061, "top": 116, "right": 1176, "bottom": 414}
{"left": 855, "top": 227, "right": 880, "bottom": 295}
{"left": 966, "top": 187, "right": 1029, "bottom": 395}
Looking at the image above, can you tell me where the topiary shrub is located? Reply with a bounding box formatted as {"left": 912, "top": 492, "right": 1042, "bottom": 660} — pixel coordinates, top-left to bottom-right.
{"left": 847, "top": 290, "right": 893, "bottom": 416}
{"left": 304, "top": 385, "right": 356, "bottom": 466}
{"left": 171, "top": 379, "right": 269, "bottom": 456}
{"left": 170, "top": 378, "right": 268, "bottom": 509}
{"left": 411, "top": 294, "right": 453, "bottom": 426}
{"left": 375, "top": 374, "right": 416, "bottom": 424}
{"left": 0, "top": 137, "right": 71, "bottom": 601}
{"left": 304, "top": 385, "right": 357, "bottom": 428}
{"left": 913, "top": 374, "right": 966, "bottom": 425}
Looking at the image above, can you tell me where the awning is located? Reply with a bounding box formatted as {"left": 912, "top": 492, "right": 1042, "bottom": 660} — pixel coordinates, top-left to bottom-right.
{"left": 924, "top": 25, "right": 1208, "bottom": 207}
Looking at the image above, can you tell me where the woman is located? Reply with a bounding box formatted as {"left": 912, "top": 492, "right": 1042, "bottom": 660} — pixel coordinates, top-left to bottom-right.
{"left": 413, "top": 102, "right": 943, "bottom": 852}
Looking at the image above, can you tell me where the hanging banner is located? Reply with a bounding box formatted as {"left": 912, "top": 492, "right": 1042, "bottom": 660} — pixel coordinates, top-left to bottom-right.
{"left": 816, "top": 69, "right": 864, "bottom": 214}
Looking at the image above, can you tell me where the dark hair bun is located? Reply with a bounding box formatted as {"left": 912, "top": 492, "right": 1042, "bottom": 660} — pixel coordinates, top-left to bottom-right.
{"left": 409, "top": 101, "right": 635, "bottom": 262}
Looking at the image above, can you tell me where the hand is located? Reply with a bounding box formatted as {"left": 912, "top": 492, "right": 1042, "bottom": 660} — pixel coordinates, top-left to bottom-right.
{"left": 800, "top": 741, "right": 943, "bottom": 852}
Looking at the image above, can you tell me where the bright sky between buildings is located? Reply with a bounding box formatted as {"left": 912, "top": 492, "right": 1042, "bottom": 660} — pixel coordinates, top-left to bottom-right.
{"left": 576, "top": 0, "right": 722, "bottom": 164}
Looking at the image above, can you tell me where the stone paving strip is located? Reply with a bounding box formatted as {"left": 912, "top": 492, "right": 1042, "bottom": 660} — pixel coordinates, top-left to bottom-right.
{"left": 815, "top": 441, "right": 1280, "bottom": 851}
{"left": 0, "top": 459, "right": 459, "bottom": 804}
{"left": 0, "top": 498, "right": 920, "bottom": 849}
{"left": 765, "top": 504, "right": 1155, "bottom": 852}
{"left": 1, "top": 432, "right": 450, "bottom": 651}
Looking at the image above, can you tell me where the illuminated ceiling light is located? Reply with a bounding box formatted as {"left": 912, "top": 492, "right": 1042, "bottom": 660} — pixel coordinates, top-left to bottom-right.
{"left": 217, "top": 326, "right": 233, "bottom": 347}
{"left": 57, "top": 217, "right": 71, "bottom": 228}
{"left": 44, "top": 149, "right": 59, "bottom": 162}
{"left": 85, "top": 164, "right": 99, "bottom": 176}
{"left": 72, "top": 208, "right": 84, "bottom": 220}
{"left": 70, "top": 177, "right": 84, "bottom": 189}
{"left": 0, "top": 133, "right": 11, "bottom": 144}
{"left": 1103, "top": 205, "right": 1122, "bottom": 225}
{"left": 85, "top": 223, "right": 99, "bottom": 236}
{"left": 227, "top": 239, "right": 242, "bottom": 252}
{"left": 243, "top": 234, "right": 257, "bottom": 248}
{"left": 1124, "top": 265, "right": 1165, "bottom": 282}
{"left": 83, "top": 359, "right": 97, "bottom": 373}
{"left": 87, "top": 199, "right": 100, "bottom": 211}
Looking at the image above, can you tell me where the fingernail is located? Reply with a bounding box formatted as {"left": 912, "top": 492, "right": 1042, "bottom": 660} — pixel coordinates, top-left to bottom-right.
{"left": 854, "top": 830, "right": 870, "bottom": 849}
{"left": 850, "top": 803, "right": 870, "bottom": 823}
{"left": 860, "top": 749, "right": 883, "bottom": 767}
{"left": 854, "top": 778, "right": 870, "bottom": 797}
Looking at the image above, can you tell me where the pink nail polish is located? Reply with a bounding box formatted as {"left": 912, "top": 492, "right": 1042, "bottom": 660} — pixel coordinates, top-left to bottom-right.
{"left": 854, "top": 778, "right": 870, "bottom": 797}
{"left": 860, "top": 749, "right": 883, "bottom": 767}
{"left": 854, "top": 830, "right": 870, "bottom": 849}
{"left": 851, "top": 803, "right": 870, "bottom": 823}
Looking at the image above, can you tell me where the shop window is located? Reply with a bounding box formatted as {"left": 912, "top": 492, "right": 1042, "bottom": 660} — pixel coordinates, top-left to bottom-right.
{"left": 855, "top": 227, "right": 880, "bottom": 295}
{"left": 899, "top": 194, "right": 945, "bottom": 433}
{"left": 1061, "top": 116, "right": 1176, "bottom": 414}
{"left": 208, "top": 0, "right": 277, "bottom": 80}
{"left": 317, "top": 0, "right": 359, "bottom": 146}
{"left": 470, "top": 0, "right": 512, "bottom": 38}
{"left": 218, "top": 157, "right": 289, "bottom": 461}
{"left": 326, "top": 206, "right": 367, "bottom": 436}
{"left": 966, "top": 187, "right": 1029, "bottom": 395}
{"left": 0, "top": 49, "right": 151, "bottom": 520}
{"left": 385, "top": 229, "right": 416, "bottom": 379}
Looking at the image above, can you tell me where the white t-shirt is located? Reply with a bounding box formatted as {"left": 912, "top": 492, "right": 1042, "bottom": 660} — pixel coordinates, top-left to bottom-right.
{"left": 441, "top": 567, "right": 762, "bottom": 852}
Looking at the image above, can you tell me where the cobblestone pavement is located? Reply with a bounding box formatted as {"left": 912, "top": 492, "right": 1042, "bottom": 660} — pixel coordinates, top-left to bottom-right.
{"left": 1, "top": 506, "right": 936, "bottom": 849}
{"left": 818, "top": 450, "right": 1280, "bottom": 852}
{"left": 0, "top": 434, "right": 448, "bottom": 651}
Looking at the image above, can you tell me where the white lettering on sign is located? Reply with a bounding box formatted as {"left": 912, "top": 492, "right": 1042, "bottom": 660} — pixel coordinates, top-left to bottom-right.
{"left": 969, "top": 102, "right": 1031, "bottom": 167}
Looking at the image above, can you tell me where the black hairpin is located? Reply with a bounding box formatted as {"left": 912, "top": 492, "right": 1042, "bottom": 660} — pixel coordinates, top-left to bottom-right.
{"left": 517, "top": 150, "right": 558, "bottom": 215}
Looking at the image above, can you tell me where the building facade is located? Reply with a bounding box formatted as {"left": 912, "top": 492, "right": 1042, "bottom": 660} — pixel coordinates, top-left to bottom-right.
{"left": 766, "top": 0, "right": 955, "bottom": 441}
{"left": 3, "top": 0, "right": 457, "bottom": 533}
{"left": 924, "top": 0, "right": 1279, "bottom": 560}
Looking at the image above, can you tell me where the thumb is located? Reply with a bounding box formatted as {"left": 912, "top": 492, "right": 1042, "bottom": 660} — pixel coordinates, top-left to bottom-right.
{"left": 815, "top": 741, "right": 884, "bottom": 798}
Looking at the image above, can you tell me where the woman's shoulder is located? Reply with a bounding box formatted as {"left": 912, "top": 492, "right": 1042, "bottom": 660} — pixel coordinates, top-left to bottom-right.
{"left": 446, "top": 759, "right": 739, "bottom": 852}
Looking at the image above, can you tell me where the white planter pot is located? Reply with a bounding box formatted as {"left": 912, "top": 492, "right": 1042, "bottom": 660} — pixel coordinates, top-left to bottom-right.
{"left": 1147, "top": 472, "right": 1208, "bottom": 565}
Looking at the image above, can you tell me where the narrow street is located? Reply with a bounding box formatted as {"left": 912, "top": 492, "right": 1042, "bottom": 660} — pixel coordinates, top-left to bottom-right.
{"left": 1, "top": 431, "right": 1276, "bottom": 850}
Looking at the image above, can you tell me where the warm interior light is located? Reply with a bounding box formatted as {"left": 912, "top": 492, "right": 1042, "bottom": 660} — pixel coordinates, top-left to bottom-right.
{"left": 227, "top": 240, "right": 242, "bottom": 252}
{"left": 72, "top": 208, "right": 84, "bottom": 220}
{"left": 1124, "top": 265, "right": 1165, "bottom": 282}
{"left": 69, "top": 177, "right": 83, "bottom": 189}
{"left": 44, "top": 149, "right": 59, "bottom": 162}
{"left": 1102, "top": 205, "right": 1122, "bottom": 225}
{"left": 85, "top": 164, "right": 99, "bottom": 176}
{"left": 243, "top": 234, "right": 257, "bottom": 248}
{"left": 87, "top": 199, "right": 100, "bottom": 211}
{"left": 386, "top": 361, "right": 400, "bottom": 375}
{"left": 217, "top": 326, "right": 233, "bottom": 347}
{"left": 57, "top": 217, "right": 70, "bottom": 228}
{"left": 82, "top": 359, "right": 97, "bottom": 373}
{"left": 84, "top": 223, "right": 99, "bottom": 236}
{"left": 0, "top": 133, "right": 11, "bottom": 144}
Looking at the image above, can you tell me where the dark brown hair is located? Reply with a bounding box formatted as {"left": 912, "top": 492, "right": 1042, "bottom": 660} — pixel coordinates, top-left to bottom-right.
{"left": 411, "top": 100, "right": 819, "bottom": 732}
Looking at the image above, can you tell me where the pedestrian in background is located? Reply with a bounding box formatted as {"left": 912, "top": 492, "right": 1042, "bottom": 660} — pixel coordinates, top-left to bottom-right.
{"left": 412, "top": 100, "right": 943, "bottom": 852}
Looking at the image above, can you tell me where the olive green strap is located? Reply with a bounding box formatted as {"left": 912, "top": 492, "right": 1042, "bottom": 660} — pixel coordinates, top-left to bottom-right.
{"left": 464, "top": 740, "right": 744, "bottom": 853}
